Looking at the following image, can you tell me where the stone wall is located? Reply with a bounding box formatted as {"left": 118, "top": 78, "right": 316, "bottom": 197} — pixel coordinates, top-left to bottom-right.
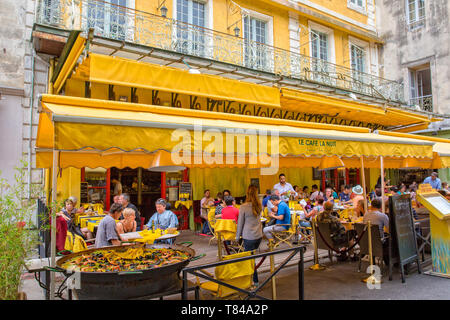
{"left": 0, "top": 0, "right": 48, "bottom": 195}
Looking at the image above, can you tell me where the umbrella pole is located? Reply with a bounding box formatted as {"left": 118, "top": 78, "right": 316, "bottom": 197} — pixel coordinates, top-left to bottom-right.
{"left": 50, "top": 149, "right": 59, "bottom": 300}
{"left": 360, "top": 156, "right": 368, "bottom": 215}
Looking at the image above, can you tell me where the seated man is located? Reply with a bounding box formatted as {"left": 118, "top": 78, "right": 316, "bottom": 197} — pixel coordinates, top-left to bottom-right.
{"left": 339, "top": 185, "right": 352, "bottom": 204}
{"left": 145, "top": 198, "right": 179, "bottom": 231}
{"left": 145, "top": 198, "right": 179, "bottom": 244}
{"left": 95, "top": 203, "right": 123, "bottom": 248}
{"left": 263, "top": 195, "right": 291, "bottom": 241}
{"left": 363, "top": 199, "right": 390, "bottom": 264}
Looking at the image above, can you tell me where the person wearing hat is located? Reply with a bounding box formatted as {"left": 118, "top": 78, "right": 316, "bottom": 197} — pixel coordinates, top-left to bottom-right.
{"left": 423, "top": 172, "right": 442, "bottom": 190}
{"left": 351, "top": 185, "right": 365, "bottom": 214}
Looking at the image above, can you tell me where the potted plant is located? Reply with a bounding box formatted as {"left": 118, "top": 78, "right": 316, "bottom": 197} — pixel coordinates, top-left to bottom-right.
{"left": 0, "top": 160, "right": 42, "bottom": 300}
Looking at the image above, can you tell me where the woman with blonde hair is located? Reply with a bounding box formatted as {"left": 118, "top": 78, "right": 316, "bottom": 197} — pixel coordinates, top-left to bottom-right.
{"left": 116, "top": 207, "right": 137, "bottom": 239}
{"left": 236, "top": 184, "right": 263, "bottom": 287}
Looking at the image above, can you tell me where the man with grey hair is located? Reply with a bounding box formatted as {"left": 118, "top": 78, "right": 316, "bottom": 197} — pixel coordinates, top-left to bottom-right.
{"left": 119, "top": 193, "right": 142, "bottom": 231}
{"left": 145, "top": 198, "right": 179, "bottom": 244}
{"left": 423, "top": 172, "right": 442, "bottom": 190}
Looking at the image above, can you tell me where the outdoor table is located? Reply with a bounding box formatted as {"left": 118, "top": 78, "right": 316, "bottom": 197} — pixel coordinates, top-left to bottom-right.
{"left": 132, "top": 229, "right": 180, "bottom": 244}
{"left": 86, "top": 218, "right": 120, "bottom": 233}
{"left": 77, "top": 214, "right": 104, "bottom": 227}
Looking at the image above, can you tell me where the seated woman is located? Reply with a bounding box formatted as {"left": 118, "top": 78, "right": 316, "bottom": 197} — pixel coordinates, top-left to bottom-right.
{"left": 318, "top": 202, "right": 354, "bottom": 261}
{"left": 354, "top": 199, "right": 366, "bottom": 217}
{"left": 297, "top": 196, "right": 324, "bottom": 241}
{"left": 116, "top": 208, "right": 137, "bottom": 240}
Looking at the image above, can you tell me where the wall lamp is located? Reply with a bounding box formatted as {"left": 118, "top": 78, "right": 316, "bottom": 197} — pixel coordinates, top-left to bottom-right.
{"left": 158, "top": 0, "right": 168, "bottom": 18}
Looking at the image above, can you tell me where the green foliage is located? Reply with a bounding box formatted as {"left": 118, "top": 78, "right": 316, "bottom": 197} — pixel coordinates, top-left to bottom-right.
{"left": 0, "top": 160, "right": 44, "bottom": 300}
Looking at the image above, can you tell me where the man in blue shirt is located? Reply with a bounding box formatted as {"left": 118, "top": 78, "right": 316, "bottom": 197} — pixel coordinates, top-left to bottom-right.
{"left": 423, "top": 172, "right": 442, "bottom": 190}
{"left": 145, "top": 198, "right": 179, "bottom": 244}
{"left": 263, "top": 195, "right": 291, "bottom": 240}
{"left": 339, "top": 185, "right": 352, "bottom": 204}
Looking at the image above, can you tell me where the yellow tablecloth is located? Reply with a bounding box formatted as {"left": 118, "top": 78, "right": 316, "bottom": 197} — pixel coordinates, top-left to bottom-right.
{"left": 85, "top": 218, "right": 118, "bottom": 232}
{"left": 134, "top": 229, "right": 180, "bottom": 245}
{"left": 76, "top": 214, "right": 105, "bottom": 226}
{"left": 214, "top": 219, "right": 237, "bottom": 241}
{"left": 80, "top": 216, "right": 104, "bottom": 228}
{"left": 175, "top": 200, "right": 193, "bottom": 210}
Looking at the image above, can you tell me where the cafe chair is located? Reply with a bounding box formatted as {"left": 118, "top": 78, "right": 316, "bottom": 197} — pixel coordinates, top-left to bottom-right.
{"left": 215, "top": 219, "right": 243, "bottom": 255}
{"left": 315, "top": 221, "right": 349, "bottom": 263}
{"left": 271, "top": 213, "right": 300, "bottom": 249}
{"left": 298, "top": 218, "right": 313, "bottom": 244}
{"left": 208, "top": 208, "right": 218, "bottom": 245}
{"left": 197, "top": 251, "right": 254, "bottom": 299}
{"left": 354, "top": 223, "right": 391, "bottom": 278}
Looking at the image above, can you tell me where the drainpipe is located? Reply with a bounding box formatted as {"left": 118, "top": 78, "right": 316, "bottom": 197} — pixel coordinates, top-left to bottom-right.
{"left": 28, "top": 49, "right": 36, "bottom": 200}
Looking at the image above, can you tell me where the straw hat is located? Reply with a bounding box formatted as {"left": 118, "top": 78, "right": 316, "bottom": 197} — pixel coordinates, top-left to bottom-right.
{"left": 352, "top": 185, "right": 363, "bottom": 195}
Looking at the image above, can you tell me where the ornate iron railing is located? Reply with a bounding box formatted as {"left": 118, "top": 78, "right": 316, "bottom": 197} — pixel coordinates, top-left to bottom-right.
{"left": 36, "top": 0, "right": 405, "bottom": 103}
{"left": 410, "top": 95, "right": 433, "bottom": 112}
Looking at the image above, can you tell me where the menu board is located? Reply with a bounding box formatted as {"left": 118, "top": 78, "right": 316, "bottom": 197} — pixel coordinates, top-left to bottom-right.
{"left": 424, "top": 196, "right": 450, "bottom": 215}
{"left": 80, "top": 182, "right": 88, "bottom": 203}
{"left": 389, "top": 195, "right": 419, "bottom": 265}
{"left": 179, "top": 182, "right": 192, "bottom": 199}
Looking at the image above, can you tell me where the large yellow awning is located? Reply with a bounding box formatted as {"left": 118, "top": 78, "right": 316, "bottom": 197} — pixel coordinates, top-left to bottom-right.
{"left": 36, "top": 94, "right": 435, "bottom": 169}
{"left": 377, "top": 130, "right": 450, "bottom": 168}
{"left": 72, "top": 53, "right": 280, "bottom": 108}
{"left": 280, "top": 88, "right": 439, "bottom": 129}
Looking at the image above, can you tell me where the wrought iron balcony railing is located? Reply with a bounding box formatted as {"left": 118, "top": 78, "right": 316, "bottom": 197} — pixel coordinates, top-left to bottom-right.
{"left": 410, "top": 95, "right": 433, "bottom": 112}
{"left": 36, "top": 0, "right": 405, "bottom": 103}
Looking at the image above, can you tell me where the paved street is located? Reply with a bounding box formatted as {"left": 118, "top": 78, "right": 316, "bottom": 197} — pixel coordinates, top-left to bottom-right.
{"left": 20, "top": 230, "right": 449, "bottom": 300}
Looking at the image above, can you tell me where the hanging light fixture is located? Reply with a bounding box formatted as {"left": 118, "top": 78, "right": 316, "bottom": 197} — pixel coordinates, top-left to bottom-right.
{"left": 149, "top": 150, "right": 186, "bottom": 172}
{"left": 318, "top": 155, "right": 345, "bottom": 171}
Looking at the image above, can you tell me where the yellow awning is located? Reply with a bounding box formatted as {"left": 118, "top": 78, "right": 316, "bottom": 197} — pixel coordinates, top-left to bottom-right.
{"left": 72, "top": 53, "right": 280, "bottom": 108}
{"left": 53, "top": 35, "right": 86, "bottom": 94}
{"left": 378, "top": 130, "right": 450, "bottom": 168}
{"left": 280, "top": 88, "right": 439, "bottom": 128}
{"left": 36, "top": 95, "right": 435, "bottom": 170}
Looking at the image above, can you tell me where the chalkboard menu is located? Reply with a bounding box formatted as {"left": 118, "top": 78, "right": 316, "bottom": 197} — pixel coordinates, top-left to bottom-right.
{"left": 80, "top": 182, "right": 88, "bottom": 203}
{"left": 389, "top": 194, "right": 421, "bottom": 282}
{"left": 179, "top": 182, "right": 192, "bottom": 200}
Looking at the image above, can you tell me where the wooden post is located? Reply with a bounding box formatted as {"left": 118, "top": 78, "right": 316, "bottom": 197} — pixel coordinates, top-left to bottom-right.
{"left": 380, "top": 156, "right": 385, "bottom": 214}
{"left": 268, "top": 239, "right": 277, "bottom": 300}
{"left": 137, "top": 167, "right": 142, "bottom": 206}
{"left": 50, "top": 150, "right": 59, "bottom": 300}
{"left": 161, "top": 172, "right": 166, "bottom": 199}
{"left": 360, "top": 156, "right": 368, "bottom": 214}
{"left": 106, "top": 168, "right": 111, "bottom": 211}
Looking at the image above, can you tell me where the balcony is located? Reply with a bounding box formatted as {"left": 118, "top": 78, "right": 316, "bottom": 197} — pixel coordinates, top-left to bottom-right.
{"left": 35, "top": 0, "right": 404, "bottom": 103}
{"left": 410, "top": 95, "right": 433, "bottom": 112}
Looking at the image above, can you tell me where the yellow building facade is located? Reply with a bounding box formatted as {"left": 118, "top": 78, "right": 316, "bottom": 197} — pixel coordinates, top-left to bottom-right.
{"left": 34, "top": 0, "right": 440, "bottom": 209}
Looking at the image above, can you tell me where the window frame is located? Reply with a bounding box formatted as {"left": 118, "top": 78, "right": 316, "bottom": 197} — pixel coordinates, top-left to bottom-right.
{"left": 241, "top": 8, "right": 274, "bottom": 72}
{"left": 308, "top": 21, "right": 336, "bottom": 65}
{"left": 173, "top": 0, "right": 213, "bottom": 58}
{"left": 406, "top": 0, "right": 426, "bottom": 30}
{"left": 81, "top": 0, "right": 135, "bottom": 41}
{"left": 347, "top": 0, "right": 367, "bottom": 15}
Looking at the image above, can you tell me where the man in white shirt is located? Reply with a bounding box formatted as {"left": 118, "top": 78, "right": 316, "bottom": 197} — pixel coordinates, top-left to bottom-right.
{"left": 112, "top": 178, "right": 123, "bottom": 196}
{"left": 273, "top": 173, "right": 297, "bottom": 201}
{"left": 309, "top": 184, "right": 323, "bottom": 201}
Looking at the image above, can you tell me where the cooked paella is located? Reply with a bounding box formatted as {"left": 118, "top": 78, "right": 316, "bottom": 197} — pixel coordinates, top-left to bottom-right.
{"left": 61, "top": 247, "right": 190, "bottom": 273}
